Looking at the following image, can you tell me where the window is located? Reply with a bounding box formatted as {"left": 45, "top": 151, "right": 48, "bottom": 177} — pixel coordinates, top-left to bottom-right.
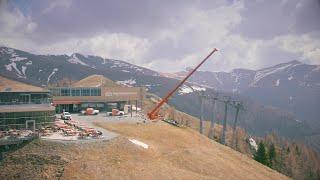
{"left": 61, "top": 88, "right": 71, "bottom": 96}
{"left": 81, "top": 88, "right": 90, "bottom": 96}
{"left": 49, "top": 88, "right": 61, "bottom": 96}
{"left": 90, "top": 88, "right": 101, "bottom": 96}
{"left": 71, "top": 88, "right": 81, "bottom": 96}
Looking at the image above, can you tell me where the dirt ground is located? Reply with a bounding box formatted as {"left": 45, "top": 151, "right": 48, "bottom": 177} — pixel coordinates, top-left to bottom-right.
{"left": 61, "top": 121, "right": 289, "bottom": 180}
{"left": 0, "top": 120, "right": 289, "bottom": 180}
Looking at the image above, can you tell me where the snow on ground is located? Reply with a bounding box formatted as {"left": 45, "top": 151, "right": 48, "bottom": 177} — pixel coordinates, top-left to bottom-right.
{"left": 26, "top": 61, "right": 32, "bottom": 65}
{"left": 21, "top": 66, "right": 27, "bottom": 78}
{"left": 121, "top": 70, "right": 130, "bottom": 73}
{"left": 3, "top": 48, "right": 30, "bottom": 78}
{"left": 47, "top": 68, "right": 59, "bottom": 84}
{"left": 231, "top": 72, "right": 241, "bottom": 83}
{"left": 116, "top": 79, "right": 136, "bottom": 87}
{"left": 68, "top": 54, "right": 89, "bottom": 66}
{"left": 214, "top": 73, "right": 223, "bottom": 85}
{"left": 4, "top": 64, "right": 12, "bottom": 71}
{"left": 179, "top": 85, "right": 193, "bottom": 95}
{"left": 248, "top": 138, "right": 258, "bottom": 151}
{"left": 5, "top": 62, "right": 23, "bottom": 77}
{"left": 251, "top": 63, "right": 293, "bottom": 86}
{"left": 275, "top": 79, "right": 280, "bottom": 86}
{"left": 289, "top": 96, "right": 294, "bottom": 104}
{"left": 129, "top": 139, "right": 149, "bottom": 149}
{"left": 178, "top": 85, "right": 206, "bottom": 95}
{"left": 312, "top": 65, "right": 320, "bottom": 72}
{"left": 191, "top": 86, "right": 206, "bottom": 91}
{"left": 288, "top": 76, "right": 293, "bottom": 80}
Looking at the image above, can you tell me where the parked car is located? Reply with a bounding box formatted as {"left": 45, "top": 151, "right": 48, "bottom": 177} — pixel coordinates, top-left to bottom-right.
{"left": 107, "top": 108, "right": 124, "bottom": 116}
{"left": 81, "top": 108, "right": 99, "bottom": 115}
{"left": 61, "top": 112, "right": 72, "bottom": 120}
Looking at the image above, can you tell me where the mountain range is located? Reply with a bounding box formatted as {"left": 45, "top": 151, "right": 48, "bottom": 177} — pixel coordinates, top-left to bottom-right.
{"left": 0, "top": 46, "right": 319, "bottom": 153}
{"left": 169, "top": 60, "right": 320, "bottom": 127}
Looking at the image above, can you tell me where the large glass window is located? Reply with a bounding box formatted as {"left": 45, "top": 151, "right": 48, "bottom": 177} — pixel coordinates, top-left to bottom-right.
{"left": 61, "top": 88, "right": 71, "bottom": 96}
{"left": 0, "top": 92, "right": 50, "bottom": 105}
{"left": 49, "top": 87, "right": 101, "bottom": 97}
{"left": 90, "top": 88, "right": 101, "bottom": 96}
{"left": 0, "top": 111, "right": 55, "bottom": 130}
{"left": 81, "top": 88, "right": 90, "bottom": 96}
{"left": 71, "top": 88, "right": 81, "bottom": 96}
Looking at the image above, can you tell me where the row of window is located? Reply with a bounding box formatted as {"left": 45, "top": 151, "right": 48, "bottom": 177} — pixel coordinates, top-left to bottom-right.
{"left": 49, "top": 88, "right": 101, "bottom": 96}
{"left": 0, "top": 111, "right": 55, "bottom": 126}
{"left": 0, "top": 93, "right": 51, "bottom": 105}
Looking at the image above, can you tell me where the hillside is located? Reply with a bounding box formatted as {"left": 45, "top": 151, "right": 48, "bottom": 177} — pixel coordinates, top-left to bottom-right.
{"left": 0, "top": 76, "right": 43, "bottom": 92}
{"left": 142, "top": 96, "right": 320, "bottom": 179}
{"left": 0, "top": 121, "right": 289, "bottom": 180}
{"left": 71, "top": 74, "right": 120, "bottom": 87}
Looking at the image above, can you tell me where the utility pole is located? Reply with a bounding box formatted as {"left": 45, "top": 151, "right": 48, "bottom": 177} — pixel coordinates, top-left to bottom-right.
{"left": 188, "top": 85, "right": 206, "bottom": 135}
{"left": 140, "top": 87, "right": 143, "bottom": 111}
{"left": 209, "top": 92, "right": 218, "bottom": 139}
{"left": 199, "top": 91, "right": 205, "bottom": 134}
{"left": 221, "top": 96, "right": 230, "bottom": 145}
{"left": 231, "top": 102, "right": 242, "bottom": 149}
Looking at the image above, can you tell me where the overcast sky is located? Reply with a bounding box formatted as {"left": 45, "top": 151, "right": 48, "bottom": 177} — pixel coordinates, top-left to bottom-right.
{"left": 0, "top": 0, "right": 319, "bottom": 72}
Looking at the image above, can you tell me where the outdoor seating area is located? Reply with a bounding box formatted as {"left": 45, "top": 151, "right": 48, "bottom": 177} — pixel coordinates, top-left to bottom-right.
{"left": 40, "top": 119, "right": 103, "bottom": 141}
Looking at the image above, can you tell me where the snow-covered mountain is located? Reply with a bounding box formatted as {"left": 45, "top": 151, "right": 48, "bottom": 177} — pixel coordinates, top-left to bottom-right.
{"left": 0, "top": 46, "right": 160, "bottom": 87}
{"left": 172, "top": 60, "right": 320, "bottom": 126}
{"left": 173, "top": 60, "right": 320, "bottom": 93}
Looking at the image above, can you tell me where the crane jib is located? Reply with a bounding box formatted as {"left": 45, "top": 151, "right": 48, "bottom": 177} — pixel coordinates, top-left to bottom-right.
{"left": 147, "top": 48, "right": 219, "bottom": 120}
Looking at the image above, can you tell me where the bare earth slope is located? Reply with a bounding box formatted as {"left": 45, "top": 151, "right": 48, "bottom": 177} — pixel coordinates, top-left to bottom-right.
{"left": 0, "top": 76, "right": 43, "bottom": 91}
{"left": 61, "top": 121, "right": 289, "bottom": 180}
{"left": 0, "top": 121, "right": 289, "bottom": 179}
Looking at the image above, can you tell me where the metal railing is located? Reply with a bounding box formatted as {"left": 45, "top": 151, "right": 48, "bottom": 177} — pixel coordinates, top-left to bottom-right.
{"left": 0, "top": 99, "right": 52, "bottom": 106}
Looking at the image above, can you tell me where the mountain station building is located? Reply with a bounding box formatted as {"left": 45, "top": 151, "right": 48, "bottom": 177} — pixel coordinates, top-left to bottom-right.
{"left": 0, "top": 77, "right": 55, "bottom": 130}
{"left": 49, "top": 75, "right": 145, "bottom": 113}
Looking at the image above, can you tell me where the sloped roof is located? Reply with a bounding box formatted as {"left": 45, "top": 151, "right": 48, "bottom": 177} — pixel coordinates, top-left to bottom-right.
{"left": 0, "top": 76, "right": 44, "bottom": 92}
{"left": 71, "top": 74, "right": 120, "bottom": 88}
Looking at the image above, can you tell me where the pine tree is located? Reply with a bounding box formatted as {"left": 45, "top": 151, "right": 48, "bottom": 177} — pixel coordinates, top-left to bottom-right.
{"left": 268, "top": 143, "right": 276, "bottom": 168}
{"left": 254, "top": 141, "right": 268, "bottom": 166}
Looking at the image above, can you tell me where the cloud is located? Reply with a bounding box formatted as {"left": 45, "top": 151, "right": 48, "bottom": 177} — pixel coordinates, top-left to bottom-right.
{"left": 42, "top": 0, "right": 72, "bottom": 14}
{"left": 0, "top": 0, "right": 37, "bottom": 36}
{"left": 0, "top": 0, "right": 319, "bottom": 72}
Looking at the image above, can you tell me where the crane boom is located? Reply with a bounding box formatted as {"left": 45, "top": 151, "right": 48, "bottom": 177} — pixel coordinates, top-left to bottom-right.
{"left": 147, "top": 48, "right": 218, "bottom": 120}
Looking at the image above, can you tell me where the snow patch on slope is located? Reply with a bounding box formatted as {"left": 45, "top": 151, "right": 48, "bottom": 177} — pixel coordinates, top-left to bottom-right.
{"left": 47, "top": 68, "right": 59, "bottom": 84}
{"left": 116, "top": 79, "right": 136, "bottom": 87}
{"left": 178, "top": 85, "right": 206, "bottom": 95}
{"left": 129, "top": 139, "right": 149, "bottom": 149}
{"left": 312, "top": 66, "right": 320, "bottom": 72}
{"left": 68, "top": 54, "right": 89, "bottom": 66}
{"left": 214, "top": 73, "right": 223, "bottom": 85}
{"left": 251, "top": 63, "right": 293, "bottom": 86}
{"left": 275, "top": 79, "right": 280, "bottom": 86}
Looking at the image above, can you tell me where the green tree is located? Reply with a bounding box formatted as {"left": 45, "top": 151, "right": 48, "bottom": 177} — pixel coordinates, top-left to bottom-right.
{"left": 254, "top": 141, "right": 268, "bottom": 166}
{"left": 268, "top": 143, "right": 276, "bottom": 168}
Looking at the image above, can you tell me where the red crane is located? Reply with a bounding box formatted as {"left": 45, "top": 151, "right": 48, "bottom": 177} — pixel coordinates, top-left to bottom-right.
{"left": 147, "top": 48, "right": 219, "bottom": 120}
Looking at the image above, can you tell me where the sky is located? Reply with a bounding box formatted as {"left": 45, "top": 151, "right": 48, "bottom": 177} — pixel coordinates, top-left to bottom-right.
{"left": 0, "top": 0, "right": 320, "bottom": 72}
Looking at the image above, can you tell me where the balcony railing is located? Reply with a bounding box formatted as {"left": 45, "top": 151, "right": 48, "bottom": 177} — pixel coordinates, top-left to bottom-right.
{"left": 0, "top": 99, "right": 52, "bottom": 106}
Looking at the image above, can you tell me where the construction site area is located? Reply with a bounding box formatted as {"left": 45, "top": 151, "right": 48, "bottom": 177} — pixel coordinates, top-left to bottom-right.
{"left": 0, "top": 50, "right": 292, "bottom": 179}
